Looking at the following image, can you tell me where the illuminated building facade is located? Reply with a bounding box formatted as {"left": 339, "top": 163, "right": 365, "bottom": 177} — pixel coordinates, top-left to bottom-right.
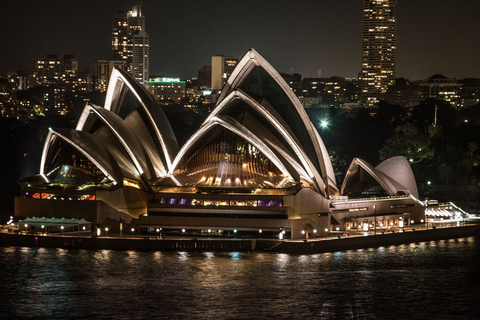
{"left": 419, "top": 74, "right": 461, "bottom": 107}
{"left": 16, "top": 49, "right": 440, "bottom": 239}
{"left": 35, "top": 54, "right": 78, "bottom": 85}
{"left": 35, "top": 54, "right": 81, "bottom": 114}
{"left": 360, "top": 0, "right": 397, "bottom": 107}
{"left": 211, "top": 56, "right": 238, "bottom": 90}
{"left": 146, "top": 78, "right": 186, "bottom": 104}
{"left": 112, "top": 3, "right": 149, "bottom": 84}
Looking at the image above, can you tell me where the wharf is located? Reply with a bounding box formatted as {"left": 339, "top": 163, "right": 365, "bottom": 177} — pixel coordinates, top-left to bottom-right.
{"left": 0, "top": 224, "right": 479, "bottom": 254}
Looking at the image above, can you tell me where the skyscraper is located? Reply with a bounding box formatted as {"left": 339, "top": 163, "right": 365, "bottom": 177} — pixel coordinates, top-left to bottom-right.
{"left": 360, "top": 0, "right": 397, "bottom": 107}
{"left": 111, "top": 4, "right": 149, "bottom": 84}
{"left": 211, "top": 56, "right": 238, "bottom": 90}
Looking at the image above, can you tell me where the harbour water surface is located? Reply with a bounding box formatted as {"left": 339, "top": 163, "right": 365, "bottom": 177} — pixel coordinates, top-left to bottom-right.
{"left": 1, "top": 237, "right": 480, "bottom": 319}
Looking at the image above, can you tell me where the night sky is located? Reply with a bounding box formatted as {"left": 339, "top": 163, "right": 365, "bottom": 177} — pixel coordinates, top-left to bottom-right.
{"left": 2, "top": 0, "right": 480, "bottom": 80}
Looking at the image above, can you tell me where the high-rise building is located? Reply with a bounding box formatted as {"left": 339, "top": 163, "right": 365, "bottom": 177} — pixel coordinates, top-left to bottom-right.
{"left": 131, "top": 31, "right": 149, "bottom": 84}
{"left": 111, "top": 4, "right": 149, "bottom": 84}
{"left": 211, "top": 56, "right": 238, "bottom": 90}
{"left": 360, "top": 0, "right": 397, "bottom": 107}
{"left": 197, "top": 66, "right": 212, "bottom": 89}
{"left": 111, "top": 12, "right": 129, "bottom": 61}
{"left": 94, "top": 59, "right": 125, "bottom": 92}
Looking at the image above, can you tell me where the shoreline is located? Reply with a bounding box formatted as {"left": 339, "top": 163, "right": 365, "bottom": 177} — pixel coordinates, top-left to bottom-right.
{"left": 1, "top": 224, "right": 479, "bottom": 254}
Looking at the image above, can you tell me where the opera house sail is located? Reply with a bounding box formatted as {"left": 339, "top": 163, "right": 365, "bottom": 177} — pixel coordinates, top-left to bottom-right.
{"left": 15, "top": 49, "right": 437, "bottom": 239}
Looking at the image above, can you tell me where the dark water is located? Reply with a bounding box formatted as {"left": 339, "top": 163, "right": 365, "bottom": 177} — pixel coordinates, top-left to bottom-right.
{"left": 1, "top": 238, "right": 480, "bottom": 320}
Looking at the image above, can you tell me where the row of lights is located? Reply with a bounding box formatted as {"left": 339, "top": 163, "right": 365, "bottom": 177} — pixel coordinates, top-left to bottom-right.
{"left": 300, "top": 229, "right": 318, "bottom": 235}
{"left": 23, "top": 224, "right": 86, "bottom": 232}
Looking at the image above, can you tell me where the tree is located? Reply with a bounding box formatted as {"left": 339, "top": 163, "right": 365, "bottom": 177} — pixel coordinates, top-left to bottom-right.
{"left": 328, "top": 146, "right": 348, "bottom": 185}
{"left": 379, "top": 124, "right": 434, "bottom": 163}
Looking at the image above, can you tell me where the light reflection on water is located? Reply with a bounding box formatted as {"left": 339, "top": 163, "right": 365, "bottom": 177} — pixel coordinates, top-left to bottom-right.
{"left": 0, "top": 237, "right": 480, "bottom": 319}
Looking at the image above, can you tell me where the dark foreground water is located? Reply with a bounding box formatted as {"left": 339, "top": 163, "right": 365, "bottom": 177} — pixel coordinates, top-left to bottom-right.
{"left": 1, "top": 238, "right": 480, "bottom": 319}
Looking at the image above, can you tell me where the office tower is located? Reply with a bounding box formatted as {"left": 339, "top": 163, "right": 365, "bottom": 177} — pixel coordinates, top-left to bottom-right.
{"left": 211, "top": 56, "right": 238, "bottom": 90}
{"left": 111, "top": 3, "right": 149, "bottom": 84}
{"left": 360, "top": 0, "right": 397, "bottom": 107}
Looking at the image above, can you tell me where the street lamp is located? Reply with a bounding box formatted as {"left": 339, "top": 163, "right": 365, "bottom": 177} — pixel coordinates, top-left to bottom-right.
{"left": 374, "top": 205, "right": 377, "bottom": 235}
{"left": 61, "top": 225, "right": 64, "bottom": 235}
{"left": 425, "top": 199, "right": 428, "bottom": 230}
{"left": 105, "top": 227, "right": 109, "bottom": 237}
{"left": 131, "top": 227, "right": 135, "bottom": 237}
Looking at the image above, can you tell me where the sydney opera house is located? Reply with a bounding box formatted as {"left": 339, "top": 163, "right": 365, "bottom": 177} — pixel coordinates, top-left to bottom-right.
{"left": 15, "top": 49, "right": 463, "bottom": 239}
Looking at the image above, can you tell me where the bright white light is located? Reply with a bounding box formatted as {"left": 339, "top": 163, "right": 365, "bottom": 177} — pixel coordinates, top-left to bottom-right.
{"left": 313, "top": 229, "right": 317, "bottom": 233}
{"left": 233, "top": 229, "right": 237, "bottom": 233}
{"left": 182, "top": 229, "right": 186, "bottom": 233}
{"left": 320, "top": 120, "right": 328, "bottom": 128}
{"left": 259, "top": 229, "right": 263, "bottom": 233}
{"left": 336, "top": 227, "right": 339, "bottom": 231}
{"left": 363, "top": 222, "right": 369, "bottom": 232}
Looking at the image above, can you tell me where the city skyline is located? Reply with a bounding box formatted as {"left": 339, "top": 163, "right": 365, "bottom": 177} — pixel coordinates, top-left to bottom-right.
{"left": 2, "top": 1, "right": 480, "bottom": 81}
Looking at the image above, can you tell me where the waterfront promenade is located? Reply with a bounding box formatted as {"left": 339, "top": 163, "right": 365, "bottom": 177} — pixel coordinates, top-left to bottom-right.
{"left": 1, "top": 222, "right": 479, "bottom": 254}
